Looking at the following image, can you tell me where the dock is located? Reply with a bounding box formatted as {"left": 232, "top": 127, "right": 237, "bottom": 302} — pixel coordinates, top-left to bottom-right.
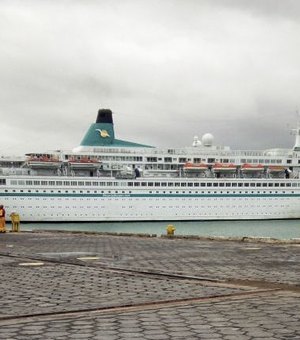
{"left": 0, "top": 231, "right": 299, "bottom": 339}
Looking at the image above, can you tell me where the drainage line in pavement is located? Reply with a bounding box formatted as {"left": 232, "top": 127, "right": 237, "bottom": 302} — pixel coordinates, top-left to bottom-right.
{"left": 0, "top": 288, "right": 280, "bottom": 325}
{"left": 1, "top": 252, "right": 299, "bottom": 292}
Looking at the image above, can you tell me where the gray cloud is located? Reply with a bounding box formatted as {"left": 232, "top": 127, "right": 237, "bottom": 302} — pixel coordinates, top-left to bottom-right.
{"left": 0, "top": 0, "right": 299, "bottom": 155}
{"left": 205, "top": 0, "right": 300, "bottom": 21}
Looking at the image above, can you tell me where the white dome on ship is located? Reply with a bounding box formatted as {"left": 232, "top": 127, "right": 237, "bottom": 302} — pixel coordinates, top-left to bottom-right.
{"left": 202, "top": 133, "right": 214, "bottom": 146}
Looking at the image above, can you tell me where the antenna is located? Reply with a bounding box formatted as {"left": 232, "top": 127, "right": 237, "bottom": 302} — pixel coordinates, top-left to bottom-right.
{"left": 292, "top": 108, "right": 300, "bottom": 151}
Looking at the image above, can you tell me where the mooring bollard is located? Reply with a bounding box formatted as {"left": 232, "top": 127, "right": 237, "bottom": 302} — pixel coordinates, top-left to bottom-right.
{"left": 10, "top": 212, "right": 20, "bottom": 232}
{"left": 166, "top": 224, "right": 176, "bottom": 236}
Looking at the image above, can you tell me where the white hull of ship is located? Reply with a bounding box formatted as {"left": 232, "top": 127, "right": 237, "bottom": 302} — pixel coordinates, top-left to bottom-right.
{"left": 1, "top": 177, "right": 300, "bottom": 221}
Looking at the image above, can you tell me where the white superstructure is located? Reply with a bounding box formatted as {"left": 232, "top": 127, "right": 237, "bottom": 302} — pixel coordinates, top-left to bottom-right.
{"left": 1, "top": 108, "right": 300, "bottom": 222}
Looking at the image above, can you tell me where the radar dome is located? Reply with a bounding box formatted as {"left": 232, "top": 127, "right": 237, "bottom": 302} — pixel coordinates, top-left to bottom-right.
{"left": 202, "top": 133, "right": 214, "bottom": 146}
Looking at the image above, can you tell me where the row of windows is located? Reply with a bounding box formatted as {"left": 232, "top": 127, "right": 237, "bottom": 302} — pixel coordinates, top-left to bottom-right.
{"left": 129, "top": 182, "right": 296, "bottom": 188}
{"left": 5, "top": 189, "right": 296, "bottom": 195}
{"left": 9, "top": 180, "right": 300, "bottom": 188}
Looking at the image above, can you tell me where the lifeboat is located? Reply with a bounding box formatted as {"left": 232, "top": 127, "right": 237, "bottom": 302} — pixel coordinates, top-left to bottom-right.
{"left": 183, "top": 162, "right": 208, "bottom": 172}
{"left": 268, "top": 165, "right": 285, "bottom": 173}
{"left": 67, "top": 157, "right": 101, "bottom": 169}
{"left": 241, "top": 163, "right": 265, "bottom": 172}
{"left": 26, "top": 155, "right": 61, "bottom": 169}
{"left": 213, "top": 162, "right": 237, "bottom": 172}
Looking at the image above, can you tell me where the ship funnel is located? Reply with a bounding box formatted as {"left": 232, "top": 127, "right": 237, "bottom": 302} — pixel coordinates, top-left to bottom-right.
{"left": 74, "top": 107, "right": 153, "bottom": 151}
{"left": 79, "top": 108, "right": 115, "bottom": 147}
{"left": 96, "top": 109, "right": 113, "bottom": 124}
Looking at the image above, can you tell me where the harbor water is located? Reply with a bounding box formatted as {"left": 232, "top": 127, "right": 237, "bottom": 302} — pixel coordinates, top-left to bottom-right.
{"left": 20, "top": 219, "right": 300, "bottom": 240}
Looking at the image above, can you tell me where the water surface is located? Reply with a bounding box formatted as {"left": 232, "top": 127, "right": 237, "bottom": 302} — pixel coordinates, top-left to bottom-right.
{"left": 21, "top": 219, "right": 300, "bottom": 240}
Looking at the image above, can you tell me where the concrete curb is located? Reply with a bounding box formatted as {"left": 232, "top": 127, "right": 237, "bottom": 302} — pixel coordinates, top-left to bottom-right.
{"left": 23, "top": 229, "right": 300, "bottom": 244}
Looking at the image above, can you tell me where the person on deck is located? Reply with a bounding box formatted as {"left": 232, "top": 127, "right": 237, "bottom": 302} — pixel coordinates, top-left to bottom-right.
{"left": 0, "top": 205, "right": 6, "bottom": 233}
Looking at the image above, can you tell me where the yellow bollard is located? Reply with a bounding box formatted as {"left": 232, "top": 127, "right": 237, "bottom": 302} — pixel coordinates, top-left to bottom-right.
{"left": 166, "top": 224, "right": 176, "bottom": 236}
{"left": 10, "top": 212, "right": 20, "bottom": 232}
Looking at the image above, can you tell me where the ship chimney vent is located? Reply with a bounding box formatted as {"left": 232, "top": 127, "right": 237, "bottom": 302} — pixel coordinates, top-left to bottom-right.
{"left": 96, "top": 109, "right": 113, "bottom": 124}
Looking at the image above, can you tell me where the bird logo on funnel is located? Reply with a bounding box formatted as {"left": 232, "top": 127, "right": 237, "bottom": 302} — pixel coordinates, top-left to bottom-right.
{"left": 96, "top": 129, "right": 110, "bottom": 138}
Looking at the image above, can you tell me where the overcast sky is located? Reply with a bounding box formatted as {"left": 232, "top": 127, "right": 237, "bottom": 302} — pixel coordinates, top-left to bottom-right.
{"left": 1, "top": 0, "right": 300, "bottom": 155}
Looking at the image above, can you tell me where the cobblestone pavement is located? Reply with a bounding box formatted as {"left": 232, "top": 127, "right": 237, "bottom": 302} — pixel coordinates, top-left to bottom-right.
{"left": 0, "top": 231, "right": 300, "bottom": 339}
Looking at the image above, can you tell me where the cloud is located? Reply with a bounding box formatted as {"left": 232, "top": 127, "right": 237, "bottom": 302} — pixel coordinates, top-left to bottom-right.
{"left": 0, "top": 0, "right": 299, "bottom": 155}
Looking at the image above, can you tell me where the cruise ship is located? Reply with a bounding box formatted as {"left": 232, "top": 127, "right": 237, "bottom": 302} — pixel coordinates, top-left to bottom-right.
{"left": 1, "top": 108, "right": 300, "bottom": 222}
